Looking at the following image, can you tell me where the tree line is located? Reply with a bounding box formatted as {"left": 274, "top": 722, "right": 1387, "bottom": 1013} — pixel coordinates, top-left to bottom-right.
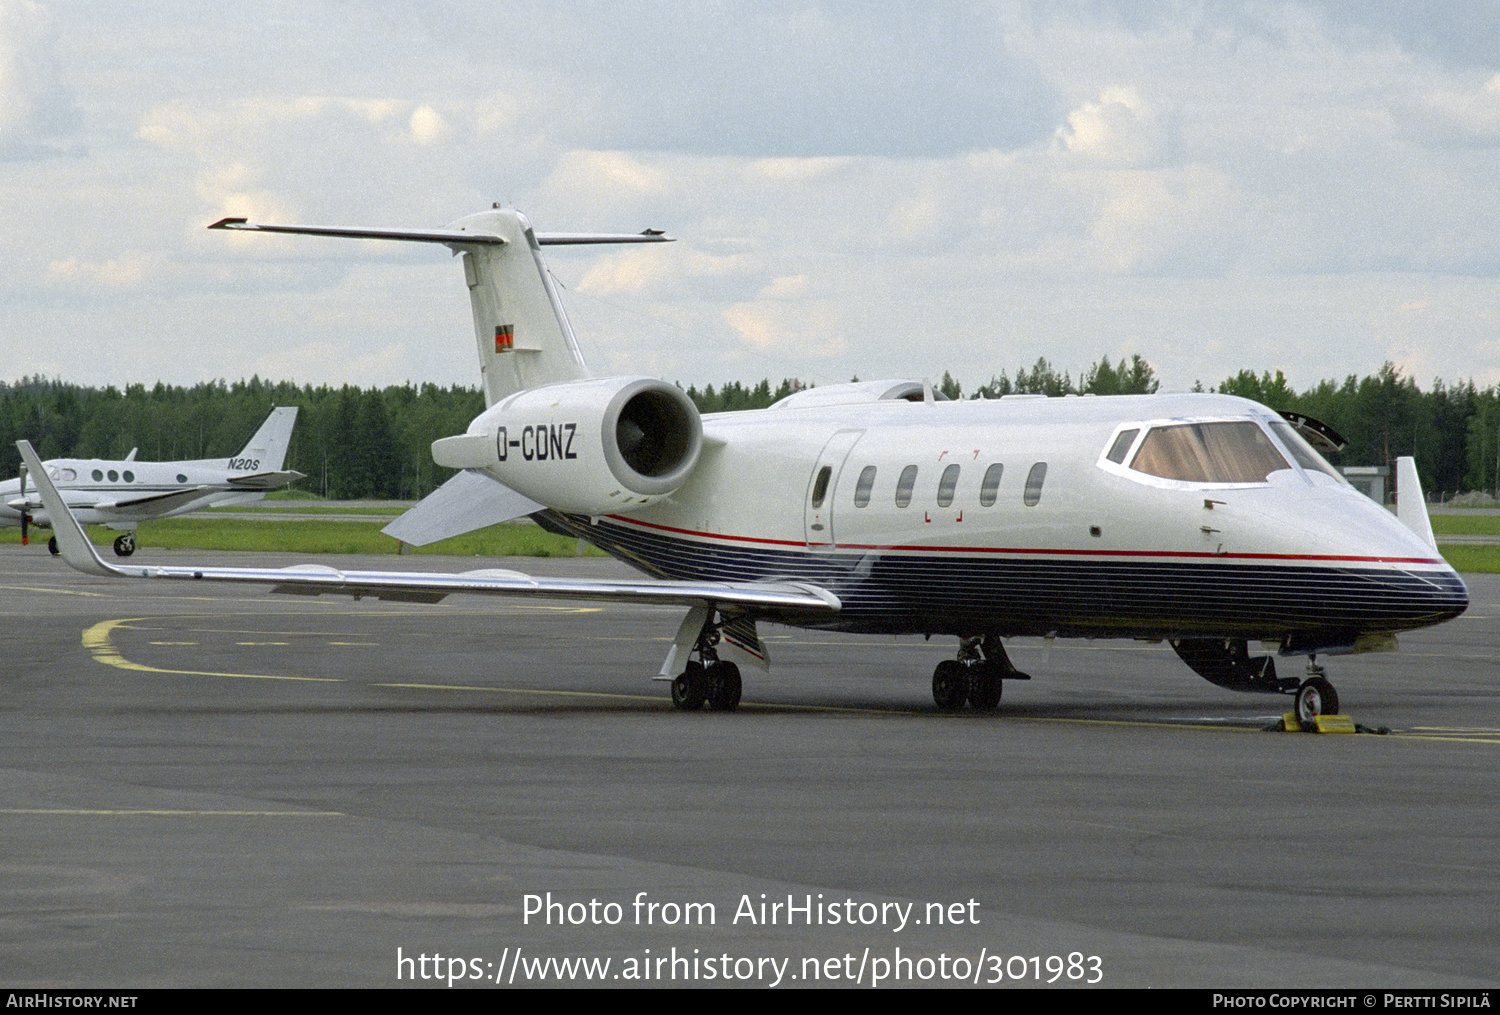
{"left": 0, "top": 377, "right": 483, "bottom": 500}
{"left": 3, "top": 355, "right": 1498, "bottom": 500}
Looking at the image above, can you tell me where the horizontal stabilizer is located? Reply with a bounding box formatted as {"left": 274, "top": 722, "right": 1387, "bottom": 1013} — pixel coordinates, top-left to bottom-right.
{"left": 208, "top": 218, "right": 672, "bottom": 248}
{"left": 226, "top": 470, "right": 306, "bottom": 489}
{"left": 381, "top": 471, "right": 545, "bottom": 547}
{"left": 209, "top": 219, "right": 507, "bottom": 246}
{"left": 212, "top": 210, "right": 672, "bottom": 407}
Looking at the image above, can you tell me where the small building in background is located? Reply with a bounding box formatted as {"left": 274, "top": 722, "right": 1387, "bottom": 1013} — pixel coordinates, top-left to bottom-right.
{"left": 1341, "top": 465, "right": 1389, "bottom": 505}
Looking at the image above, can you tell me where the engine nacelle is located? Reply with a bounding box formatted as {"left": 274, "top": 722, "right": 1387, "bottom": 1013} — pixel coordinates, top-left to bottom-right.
{"left": 432, "top": 376, "right": 702, "bottom": 515}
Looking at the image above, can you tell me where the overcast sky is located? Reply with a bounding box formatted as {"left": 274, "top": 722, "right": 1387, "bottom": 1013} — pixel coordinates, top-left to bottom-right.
{"left": 3, "top": 1, "right": 1498, "bottom": 395}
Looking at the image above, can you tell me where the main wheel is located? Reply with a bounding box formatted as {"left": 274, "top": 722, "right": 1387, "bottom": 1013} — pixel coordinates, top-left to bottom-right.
{"left": 1294, "top": 676, "right": 1339, "bottom": 725}
{"left": 671, "top": 662, "right": 708, "bottom": 711}
{"left": 48, "top": 536, "right": 59, "bottom": 556}
{"left": 113, "top": 533, "right": 136, "bottom": 557}
{"left": 706, "top": 661, "right": 742, "bottom": 712}
{"left": 967, "top": 668, "right": 1002, "bottom": 711}
{"left": 932, "top": 660, "right": 967, "bottom": 710}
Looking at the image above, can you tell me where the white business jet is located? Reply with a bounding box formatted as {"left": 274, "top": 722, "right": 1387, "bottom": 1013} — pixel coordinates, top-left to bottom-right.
{"left": 6, "top": 406, "right": 300, "bottom": 556}
{"left": 20, "top": 208, "right": 1467, "bottom": 721}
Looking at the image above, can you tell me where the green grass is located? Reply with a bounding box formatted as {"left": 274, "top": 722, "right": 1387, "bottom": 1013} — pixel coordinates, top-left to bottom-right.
{"left": 1438, "top": 545, "right": 1500, "bottom": 574}
{"left": 1429, "top": 513, "right": 1500, "bottom": 537}
{"left": 199, "top": 503, "right": 403, "bottom": 516}
{"left": 0, "top": 519, "right": 603, "bottom": 558}
{"left": 260, "top": 488, "right": 325, "bottom": 501}
{"left": 6, "top": 515, "right": 1496, "bottom": 571}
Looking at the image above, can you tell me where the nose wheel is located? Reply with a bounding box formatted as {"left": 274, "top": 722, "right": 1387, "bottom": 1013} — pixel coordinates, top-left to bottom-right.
{"left": 113, "top": 532, "right": 136, "bottom": 557}
{"left": 1294, "top": 674, "right": 1340, "bottom": 725}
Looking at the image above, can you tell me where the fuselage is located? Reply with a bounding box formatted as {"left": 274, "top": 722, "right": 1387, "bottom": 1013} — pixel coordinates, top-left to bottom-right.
{"left": 0, "top": 456, "right": 273, "bottom": 528}
{"left": 545, "top": 391, "right": 1468, "bottom": 649}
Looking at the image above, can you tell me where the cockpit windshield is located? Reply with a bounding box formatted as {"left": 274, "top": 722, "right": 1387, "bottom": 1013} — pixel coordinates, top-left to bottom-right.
{"left": 1269, "top": 421, "right": 1345, "bottom": 483}
{"left": 1129, "top": 421, "right": 1290, "bottom": 484}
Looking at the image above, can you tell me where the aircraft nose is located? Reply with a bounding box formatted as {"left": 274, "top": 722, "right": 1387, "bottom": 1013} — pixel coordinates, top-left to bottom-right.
{"left": 1411, "top": 564, "right": 1469, "bottom": 625}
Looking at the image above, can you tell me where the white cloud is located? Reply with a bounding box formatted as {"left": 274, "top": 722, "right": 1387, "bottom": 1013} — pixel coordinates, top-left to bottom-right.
{"left": 405, "top": 105, "right": 452, "bottom": 146}
{"left": 46, "top": 252, "right": 158, "bottom": 288}
{"left": 1409, "top": 73, "right": 1500, "bottom": 143}
{"left": 723, "top": 301, "right": 845, "bottom": 359}
{"left": 4, "top": 1, "right": 1500, "bottom": 397}
{"left": 0, "top": 0, "right": 76, "bottom": 152}
{"left": 1056, "top": 87, "right": 1171, "bottom": 168}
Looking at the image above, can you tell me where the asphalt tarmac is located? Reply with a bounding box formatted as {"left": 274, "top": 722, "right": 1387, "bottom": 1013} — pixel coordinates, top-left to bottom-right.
{"left": 2, "top": 547, "right": 1496, "bottom": 989}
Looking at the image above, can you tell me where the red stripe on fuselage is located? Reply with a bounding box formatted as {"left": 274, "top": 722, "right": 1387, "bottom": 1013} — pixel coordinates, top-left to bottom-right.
{"left": 602, "top": 514, "right": 1446, "bottom": 566}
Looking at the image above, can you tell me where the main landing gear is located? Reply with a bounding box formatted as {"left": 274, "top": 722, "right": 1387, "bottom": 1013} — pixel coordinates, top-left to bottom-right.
{"left": 44, "top": 533, "right": 133, "bottom": 556}
{"left": 932, "top": 634, "right": 1027, "bottom": 712}
{"left": 670, "top": 611, "right": 742, "bottom": 712}
{"left": 671, "top": 659, "right": 742, "bottom": 712}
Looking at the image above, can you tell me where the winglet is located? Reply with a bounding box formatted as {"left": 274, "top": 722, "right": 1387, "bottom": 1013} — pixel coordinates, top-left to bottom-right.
{"left": 14, "top": 441, "right": 130, "bottom": 577}
{"left": 1394, "top": 456, "right": 1437, "bottom": 550}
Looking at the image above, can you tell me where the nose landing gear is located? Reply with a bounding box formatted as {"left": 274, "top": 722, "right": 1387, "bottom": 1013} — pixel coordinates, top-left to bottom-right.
{"left": 1293, "top": 659, "right": 1340, "bottom": 725}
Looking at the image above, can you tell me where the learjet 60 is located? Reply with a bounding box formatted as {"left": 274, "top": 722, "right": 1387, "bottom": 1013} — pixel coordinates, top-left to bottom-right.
{"left": 20, "top": 209, "right": 1468, "bottom": 720}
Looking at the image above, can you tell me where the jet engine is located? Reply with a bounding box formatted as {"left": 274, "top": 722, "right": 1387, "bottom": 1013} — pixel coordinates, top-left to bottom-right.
{"left": 432, "top": 376, "right": 702, "bottom": 515}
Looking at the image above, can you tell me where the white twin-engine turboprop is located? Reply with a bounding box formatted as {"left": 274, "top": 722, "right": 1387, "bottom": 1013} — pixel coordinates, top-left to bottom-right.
{"left": 5, "top": 406, "right": 301, "bottom": 557}
{"left": 22, "top": 207, "right": 1467, "bottom": 720}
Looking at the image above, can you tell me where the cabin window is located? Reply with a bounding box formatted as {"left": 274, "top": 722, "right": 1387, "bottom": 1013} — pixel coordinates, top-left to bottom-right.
{"left": 1024, "top": 462, "right": 1047, "bottom": 506}
{"left": 810, "top": 466, "right": 832, "bottom": 508}
{"left": 92, "top": 469, "right": 103, "bottom": 481}
{"left": 979, "top": 463, "right": 1003, "bottom": 506}
{"left": 1105, "top": 429, "right": 1139, "bottom": 464}
{"left": 107, "top": 470, "right": 118, "bottom": 482}
{"left": 853, "top": 465, "right": 876, "bottom": 507}
{"left": 177, "top": 474, "right": 187, "bottom": 483}
{"left": 937, "top": 464, "right": 960, "bottom": 507}
{"left": 1130, "top": 422, "right": 1288, "bottom": 484}
{"left": 895, "top": 465, "right": 918, "bottom": 508}
{"left": 123, "top": 471, "right": 134, "bottom": 483}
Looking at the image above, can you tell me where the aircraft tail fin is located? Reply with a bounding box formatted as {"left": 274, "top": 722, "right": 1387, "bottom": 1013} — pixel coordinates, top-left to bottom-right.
{"left": 1394, "top": 456, "right": 1437, "bottom": 549}
{"left": 210, "top": 211, "right": 671, "bottom": 406}
{"left": 234, "top": 406, "right": 299, "bottom": 470}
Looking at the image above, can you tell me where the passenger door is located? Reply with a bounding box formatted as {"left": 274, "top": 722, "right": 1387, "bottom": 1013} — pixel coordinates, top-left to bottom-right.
{"left": 804, "top": 430, "right": 864, "bottom": 550}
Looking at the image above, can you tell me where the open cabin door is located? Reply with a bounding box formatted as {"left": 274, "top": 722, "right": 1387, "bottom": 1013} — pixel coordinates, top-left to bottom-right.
{"left": 804, "top": 430, "right": 864, "bottom": 550}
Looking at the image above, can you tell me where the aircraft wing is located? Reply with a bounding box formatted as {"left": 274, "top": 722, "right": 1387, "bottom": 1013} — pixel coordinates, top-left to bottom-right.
{"left": 94, "top": 486, "right": 222, "bottom": 517}
{"left": 10, "top": 487, "right": 216, "bottom": 516}
{"left": 17, "top": 441, "right": 840, "bottom": 615}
